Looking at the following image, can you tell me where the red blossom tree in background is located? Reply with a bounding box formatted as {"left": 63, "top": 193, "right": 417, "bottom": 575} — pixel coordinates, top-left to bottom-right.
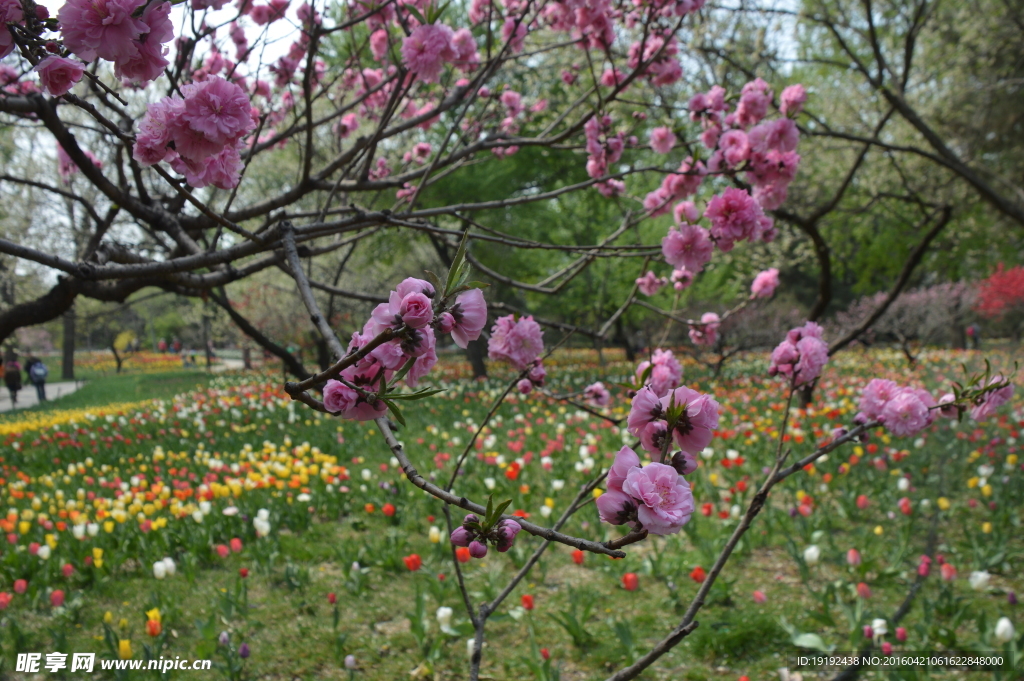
{"left": 976, "top": 264, "right": 1024, "bottom": 340}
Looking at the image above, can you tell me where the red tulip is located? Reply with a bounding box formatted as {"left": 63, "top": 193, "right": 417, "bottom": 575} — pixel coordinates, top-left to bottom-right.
{"left": 50, "top": 590, "right": 65, "bottom": 607}
{"left": 229, "top": 537, "right": 243, "bottom": 553}
{"left": 690, "top": 566, "right": 707, "bottom": 583}
{"left": 403, "top": 554, "right": 423, "bottom": 571}
{"left": 239, "top": 568, "right": 249, "bottom": 578}
{"left": 521, "top": 594, "right": 534, "bottom": 611}
{"left": 571, "top": 550, "right": 584, "bottom": 565}
{"left": 13, "top": 579, "right": 26, "bottom": 594}
{"left": 622, "top": 573, "right": 639, "bottom": 591}
{"left": 328, "top": 592, "right": 337, "bottom": 604}
{"left": 455, "top": 547, "right": 471, "bottom": 563}
{"left": 382, "top": 503, "right": 396, "bottom": 517}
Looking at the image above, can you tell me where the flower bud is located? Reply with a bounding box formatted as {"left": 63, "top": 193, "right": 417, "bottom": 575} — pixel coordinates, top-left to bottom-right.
{"left": 437, "top": 312, "right": 456, "bottom": 334}
{"left": 450, "top": 526, "right": 473, "bottom": 547}
{"left": 517, "top": 379, "right": 533, "bottom": 394}
{"left": 468, "top": 540, "right": 488, "bottom": 559}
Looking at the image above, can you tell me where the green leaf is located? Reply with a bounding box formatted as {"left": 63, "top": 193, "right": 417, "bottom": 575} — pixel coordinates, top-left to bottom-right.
{"left": 792, "top": 633, "right": 832, "bottom": 652}
{"left": 485, "top": 495, "right": 494, "bottom": 524}
{"left": 383, "top": 399, "right": 406, "bottom": 426}
{"left": 444, "top": 232, "right": 470, "bottom": 298}
{"left": 405, "top": 5, "right": 427, "bottom": 25}
{"left": 384, "top": 388, "right": 446, "bottom": 401}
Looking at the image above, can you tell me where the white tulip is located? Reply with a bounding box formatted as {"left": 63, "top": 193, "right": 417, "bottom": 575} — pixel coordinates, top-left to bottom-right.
{"left": 192, "top": 510, "right": 204, "bottom": 523}
{"left": 253, "top": 517, "right": 271, "bottom": 537}
{"left": 428, "top": 526, "right": 442, "bottom": 543}
{"left": 37, "top": 545, "right": 51, "bottom": 560}
{"left": 871, "top": 618, "right": 888, "bottom": 636}
{"left": 701, "top": 447, "right": 714, "bottom": 460}
{"left": 361, "top": 469, "right": 372, "bottom": 481}
{"left": 803, "top": 545, "right": 820, "bottom": 565}
{"left": 87, "top": 523, "right": 99, "bottom": 537}
{"left": 994, "top": 617, "right": 1015, "bottom": 643}
{"left": 969, "top": 570, "right": 990, "bottom": 591}
{"left": 484, "top": 477, "right": 496, "bottom": 490}
{"left": 222, "top": 506, "right": 239, "bottom": 516}
{"left": 726, "top": 449, "right": 739, "bottom": 460}
{"left": 257, "top": 508, "right": 270, "bottom": 521}
{"left": 72, "top": 524, "right": 86, "bottom": 540}
{"left": 199, "top": 501, "right": 212, "bottom": 514}
{"left": 897, "top": 478, "right": 909, "bottom": 491}
{"left": 552, "top": 480, "right": 565, "bottom": 491}
{"left": 297, "top": 493, "right": 311, "bottom": 502}
{"left": 539, "top": 505, "right": 552, "bottom": 518}
{"left": 162, "top": 557, "right": 176, "bottom": 576}
{"left": 153, "top": 561, "right": 167, "bottom": 579}
{"left": 436, "top": 606, "right": 454, "bottom": 633}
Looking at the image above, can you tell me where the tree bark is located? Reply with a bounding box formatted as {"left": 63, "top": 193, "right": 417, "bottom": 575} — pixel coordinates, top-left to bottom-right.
{"left": 62, "top": 306, "right": 75, "bottom": 380}
{"left": 466, "top": 338, "right": 488, "bottom": 379}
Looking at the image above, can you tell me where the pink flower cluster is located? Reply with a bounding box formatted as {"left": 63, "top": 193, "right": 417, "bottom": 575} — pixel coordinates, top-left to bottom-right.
{"left": 487, "top": 314, "right": 544, "bottom": 371}
{"left": 400, "top": 23, "right": 479, "bottom": 83}
{"left": 0, "top": 0, "right": 23, "bottom": 59}
{"left": 450, "top": 514, "right": 522, "bottom": 557}
{"left": 626, "top": 34, "right": 682, "bottom": 87}
{"left": 57, "top": 0, "right": 174, "bottom": 85}
{"left": 584, "top": 114, "right": 626, "bottom": 196}
{"left": 596, "top": 446, "right": 696, "bottom": 535}
{"left": 966, "top": 376, "right": 1015, "bottom": 422}
{"left": 662, "top": 222, "right": 713, "bottom": 274}
{"left": 768, "top": 321, "right": 829, "bottom": 387}
{"left": 688, "top": 312, "right": 720, "bottom": 347}
{"left": 636, "top": 271, "right": 668, "bottom": 296}
{"left": 323, "top": 278, "right": 488, "bottom": 420}
{"left": 857, "top": 379, "right": 937, "bottom": 437}
{"left": 643, "top": 157, "right": 706, "bottom": 217}
{"left": 133, "top": 77, "right": 256, "bottom": 189}
{"left": 584, "top": 381, "right": 611, "bottom": 407}
{"left": 750, "top": 267, "right": 780, "bottom": 298}
{"left": 34, "top": 56, "right": 86, "bottom": 96}
{"left": 703, "top": 187, "right": 776, "bottom": 252}
{"left": 635, "top": 349, "right": 682, "bottom": 398}
{"left": 627, "top": 384, "right": 719, "bottom": 458}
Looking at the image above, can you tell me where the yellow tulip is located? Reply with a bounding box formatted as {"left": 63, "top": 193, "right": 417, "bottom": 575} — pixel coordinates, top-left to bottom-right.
{"left": 937, "top": 497, "right": 950, "bottom": 511}
{"left": 982, "top": 522, "right": 993, "bottom": 534}
{"left": 145, "top": 608, "right": 161, "bottom": 624}
{"left": 118, "top": 640, "right": 132, "bottom": 659}
{"left": 103, "top": 611, "right": 113, "bottom": 624}
{"left": 592, "top": 488, "right": 603, "bottom": 499}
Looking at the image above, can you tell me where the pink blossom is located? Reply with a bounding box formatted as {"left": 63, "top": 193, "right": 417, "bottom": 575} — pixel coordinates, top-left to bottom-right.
{"left": 406, "top": 329, "right": 438, "bottom": 387}
{"left": 636, "top": 271, "right": 667, "bottom": 296}
{"left": 768, "top": 322, "right": 828, "bottom": 386}
{"left": 133, "top": 96, "right": 183, "bottom": 166}
{"left": 858, "top": 379, "right": 900, "bottom": 421}
{"left": 323, "top": 379, "right": 358, "bottom": 414}
{"left": 688, "top": 312, "right": 720, "bottom": 347}
{"left": 627, "top": 386, "right": 662, "bottom": 436}
{"left": 500, "top": 90, "right": 523, "bottom": 117}
{"left": 969, "top": 376, "right": 1014, "bottom": 422}
{"left": 401, "top": 23, "right": 456, "bottom": 83}
{"left": 448, "top": 288, "right": 488, "bottom": 349}
{"left": 58, "top": 0, "right": 148, "bottom": 63}
{"left": 622, "top": 463, "right": 695, "bottom": 535}
{"left": 649, "top": 126, "right": 676, "bottom": 154}
{"left": 780, "top": 84, "right": 807, "bottom": 116}
{"left": 671, "top": 267, "right": 694, "bottom": 290}
{"left": 662, "top": 223, "right": 713, "bottom": 273}
{"left": 584, "top": 381, "right": 611, "bottom": 407}
{"left": 501, "top": 18, "right": 527, "bottom": 53}
{"left": 748, "top": 118, "right": 799, "bottom": 154}
{"left": 673, "top": 200, "right": 699, "bottom": 224}
{"left": 369, "top": 29, "right": 389, "bottom": 61}
{"left": 704, "top": 187, "right": 773, "bottom": 251}
{"left": 399, "top": 292, "right": 433, "bottom": 329}
{"left": 639, "top": 420, "right": 669, "bottom": 455}
{"left": 659, "top": 386, "right": 719, "bottom": 455}
{"left": 334, "top": 113, "right": 359, "bottom": 138}
{"left": 881, "top": 388, "right": 932, "bottom": 437}
{"left": 180, "top": 76, "right": 256, "bottom": 150}
{"left": 635, "top": 349, "right": 682, "bottom": 398}
{"left": 735, "top": 78, "right": 772, "bottom": 127}
{"left": 487, "top": 314, "right": 544, "bottom": 370}
{"left": 750, "top": 268, "right": 780, "bottom": 298}
{"left": 450, "top": 28, "right": 478, "bottom": 70}
{"left": 35, "top": 57, "right": 86, "bottom": 96}
{"left": 0, "top": 0, "right": 23, "bottom": 59}
{"left": 718, "top": 129, "right": 750, "bottom": 167}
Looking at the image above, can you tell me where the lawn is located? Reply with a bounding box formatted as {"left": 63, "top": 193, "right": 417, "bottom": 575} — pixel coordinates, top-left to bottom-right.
{"left": 0, "top": 348, "right": 1020, "bottom": 680}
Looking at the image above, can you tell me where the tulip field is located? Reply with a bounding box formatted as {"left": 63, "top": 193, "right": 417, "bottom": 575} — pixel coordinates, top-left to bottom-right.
{"left": 0, "top": 348, "right": 1020, "bottom": 680}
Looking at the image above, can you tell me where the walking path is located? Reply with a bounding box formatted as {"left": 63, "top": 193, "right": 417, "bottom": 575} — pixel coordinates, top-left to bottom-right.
{"left": 0, "top": 381, "right": 85, "bottom": 413}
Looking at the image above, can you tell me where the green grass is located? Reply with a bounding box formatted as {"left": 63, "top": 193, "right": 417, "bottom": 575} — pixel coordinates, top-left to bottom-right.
{"left": 0, "top": 370, "right": 214, "bottom": 419}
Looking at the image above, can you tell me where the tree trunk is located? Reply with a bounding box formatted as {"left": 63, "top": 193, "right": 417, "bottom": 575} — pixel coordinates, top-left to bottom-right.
{"left": 614, "top": 318, "right": 636, "bottom": 362}
{"left": 466, "top": 338, "right": 487, "bottom": 379}
{"left": 202, "top": 314, "right": 212, "bottom": 368}
{"left": 62, "top": 306, "right": 75, "bottom": 380}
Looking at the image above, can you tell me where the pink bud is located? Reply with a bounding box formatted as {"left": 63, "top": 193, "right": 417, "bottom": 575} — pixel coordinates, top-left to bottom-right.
{"left": 856, "top": 582, "right": 872, "bottom": 599}
{"left": 438, "top": 312, "right": 455, "bottom": 334}
{"left": 895, "top": 627, "right": 907, "bottom": 642}
{"left": 863, "top": 626, "right": 873, "bottom": 639}
{"left": 881, "top": 641, "right": 893, "bottom": 656}
{"left": 752, "top": 590, "right": 766, "bottom": 604}
{"left": 468, "top": 540, "right": 488, "bottom": 559}
{"left": 517, "top": 379, "right": 533, "bottom": 395}
{"left": 847, "top": 549, "right": 862, "bottom": 567}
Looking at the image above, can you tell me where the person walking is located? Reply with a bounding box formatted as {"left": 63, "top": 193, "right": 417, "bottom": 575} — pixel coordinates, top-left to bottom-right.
{"left": 4, "top": 351, "right": 22, "bottom": 407}
{"left": 25, "top": 356, "right": 48, "bottom": 402}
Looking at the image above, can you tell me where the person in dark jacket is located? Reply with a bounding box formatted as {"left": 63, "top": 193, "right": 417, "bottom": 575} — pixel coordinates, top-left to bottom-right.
{"left": 3, "top": 351, "right": 22, "bottom": 407}
{"left": 25, "top": 356, "right": 48, "bottom": 402}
